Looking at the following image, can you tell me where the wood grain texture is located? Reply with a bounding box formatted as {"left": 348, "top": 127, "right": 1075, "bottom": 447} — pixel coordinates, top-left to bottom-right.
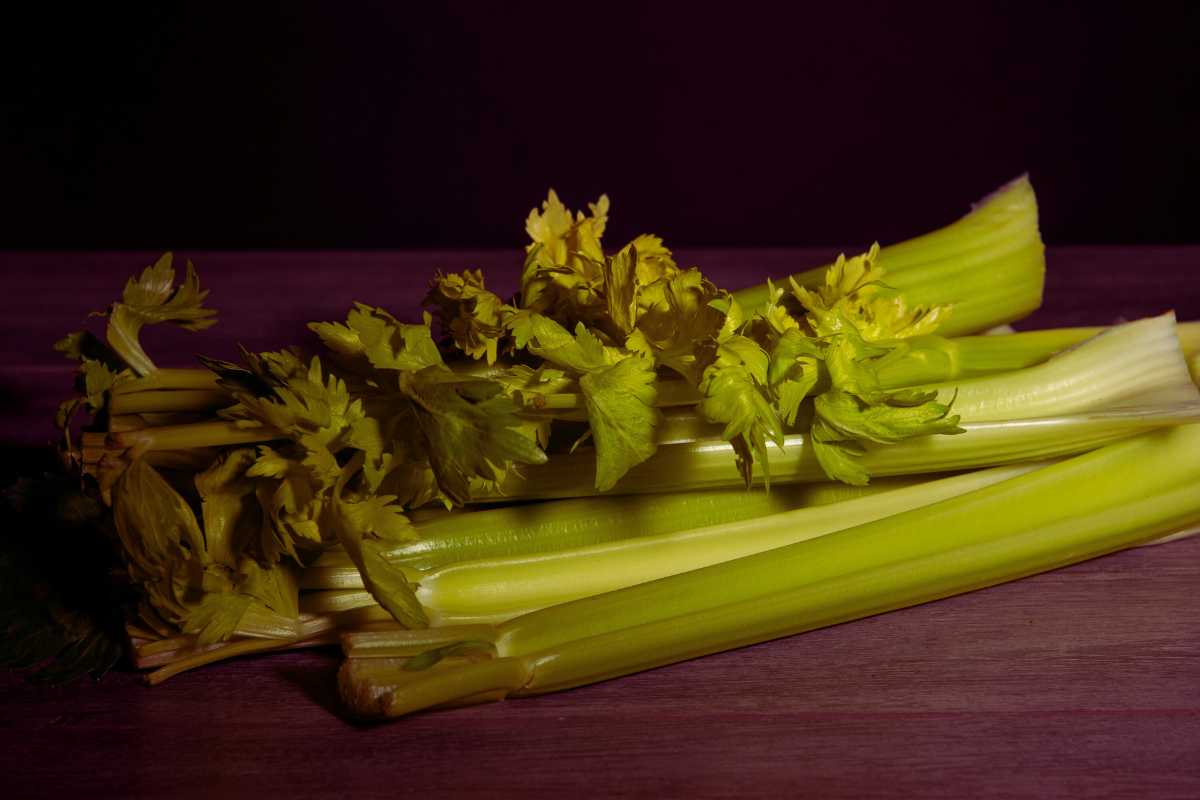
{"left": 1, "top": 247, "right": 1198, "bottom": 799}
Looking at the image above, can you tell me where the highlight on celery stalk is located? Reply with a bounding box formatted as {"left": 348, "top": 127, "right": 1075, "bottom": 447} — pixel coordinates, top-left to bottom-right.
{"left": 731, "top": 174, "right": 1046, "bottom": 337}
{"left": 23, "top": 173, "right": 1199, "bottom": 723}
{"left": 339, "top": 423, "right": 1200, "bottom": 719}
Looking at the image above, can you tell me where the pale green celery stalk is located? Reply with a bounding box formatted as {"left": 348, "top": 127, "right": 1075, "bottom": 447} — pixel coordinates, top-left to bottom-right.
{"left": 874, "top": 328, "right": 1100, "bottom": 389}
{"left": 108, "top": 389, "right": 232, "bottom": 415}
{"left": 518, "top": 381, "right": 702, "bottom": 421}
{"left": 935, "top": 314, "right": 1200, "bottom": 422}
{"left": 112, "top": 368, "right": 222, "bottom": 395}
{"left": 91, "top": 318, "right": 1200, "bottom": 461}
{"left": 479, "top": 310, "right": 1199, "bottom": 502}
{"left": 109, "top": 413, "right": 213, "bottom": 431}
{"left": 302, "top": 480, "right": 917, "bottom": 589}
{"left": 731, "top": 176, "right": 1045, "bottom": 337}
{"left": 855, "top": 320, "right": 1199, "bottom": 392}
{"left": 478, "top": 405, "right": 1199, "bottom": 500}
{"left": 1182, "top": 320, "right": 1200, "bottom": 384}
{"left": 300, "top": 589, "right": 379, "bottom": 614}
{"left": 1181, "top": 325, "right": 1199, "bottom": 365}
{"left": 413, "top": 463, "right": 1041, "bottom": 625}
{"left": 654, "top": 407, "right": 723, "bottom": 444}
{"left": 108, "top": 420, "right": 283, "bottom": 453}
{"left": 96, "top": 321, "right": 1198, "bottom": 411}
{"left": 341, "top": 423, "right": 1200, "bottom": 717}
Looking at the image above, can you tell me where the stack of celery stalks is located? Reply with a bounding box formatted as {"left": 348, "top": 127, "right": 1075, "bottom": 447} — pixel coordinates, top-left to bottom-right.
{"left": 56, "top": 176, "right": 1200, "bottom": 719}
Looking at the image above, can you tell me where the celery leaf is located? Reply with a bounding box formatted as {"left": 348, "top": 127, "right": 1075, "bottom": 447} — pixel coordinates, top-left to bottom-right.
{"left": 103, "top": 253, "right": 218, "bottom": 376}
{"left": 404, "top": 375, "right": 549, "bottom": 505}
{"left": 424, "top": 269, "right": 511, "bottom": 364}
{"left": 579, "top": 355, "right": 661, "bottom": 491}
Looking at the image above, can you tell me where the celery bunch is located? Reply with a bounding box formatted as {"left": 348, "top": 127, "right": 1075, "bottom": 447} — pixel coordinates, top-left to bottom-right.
{"left": 44, "top": 175, "right": 1200, "bottom": 718}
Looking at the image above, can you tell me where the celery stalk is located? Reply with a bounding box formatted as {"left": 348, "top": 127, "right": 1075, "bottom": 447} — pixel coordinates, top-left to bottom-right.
{"left": 731, "top": 176, "right": 1046, "bottom": 336}
{"left": 935, "top": 314, "right": 1200, "bottom": 421}
{"left": 299, "top": 589, "right": 378, "bottom": 615}
{"left": 413, "top": 463, "right": 1040, "bottom": 625}
{"left": 108, "top": 389, "right": 232, "bottom": 415}
{"left": 302, "top": 480, "right": 913, "bottom": 588}
{"left": 108, "top": 421, "right": 282, "bottom": 453}
{"left": 112, "top": 368, "right": 222, "bottom": 395}
{"left": 480, "top": 405, "right": 1199, "bottom": 499}
{"left": 878, "top": 321, "right": 1199, "bottom": 390}
{"left": 874, "top": 328, "right": 1101, "bottom": 388}
{"left": 342, "top": 423, "right": 1200, "bottom": 718}
{"left": 87, "top": 317, "right": 1199, "bottom": 425}
{"left": 304, "top": 478, "right": 935, "bottom": 590}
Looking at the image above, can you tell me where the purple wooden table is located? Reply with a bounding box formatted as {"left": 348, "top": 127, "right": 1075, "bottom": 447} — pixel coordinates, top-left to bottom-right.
{"left": 2, "top": 248, "right": 1198, "bottom": 799}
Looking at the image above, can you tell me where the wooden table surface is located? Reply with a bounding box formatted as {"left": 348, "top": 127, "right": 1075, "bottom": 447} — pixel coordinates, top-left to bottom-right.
{"left": 1, "top": 247, "right": 1198, "bottom": 799}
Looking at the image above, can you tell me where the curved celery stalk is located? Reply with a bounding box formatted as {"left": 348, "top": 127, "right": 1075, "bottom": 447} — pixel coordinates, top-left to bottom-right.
{"left": 731, "top": 175, "right": 1046, "bottom": 337}
{"left": 936, "top": 314, "right": 1200, "bottom": 422}
{"left": 412, "top": 463, "right": 1040, "bottom": 625}
{"left": 136, "top": 605, "right": 400, "bottom": 682}
{"left": 479, "top": 404, "right": 1200, "bottom": 500}
{"left": 302, "top": 479, "right": 920, "bottom": 589}
{"left": 341, "top": 423, "right": 1200, "bottom": 718}
{"left": 112, "top": 368, "right": 222, "bottom": 395}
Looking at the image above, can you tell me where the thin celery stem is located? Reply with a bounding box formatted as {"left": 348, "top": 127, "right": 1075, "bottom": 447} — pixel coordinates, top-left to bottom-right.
{"left": 875, "top": 328, "right": 1100, "bottom": 389}
{"left": 110, "top": 421, "right": 282, "bottom": 452}
{"left": 109, "top": 389, "right": 232, "bottom": 415}
{"left": 145, "top": 634, "right": 338, "bottom": 685}
{"left": 477, "top": 406, "right": 1199, "bottom": 501}
{"left": 299, "top": 589, "right": 378, "bottom": 615}
{"left": 113, "top": 368, "right": 221, "bottom": 395}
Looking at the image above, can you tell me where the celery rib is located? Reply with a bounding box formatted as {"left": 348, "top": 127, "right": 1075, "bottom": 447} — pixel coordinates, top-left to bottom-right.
{"left": 343, "top": 424, "right": 1200, "bottom": 717}
{"left": 109, "top": 421, "right": 282, "bottom": 453}
{"left": 479, "top": 405, "right": 1199, "bottom": 500}
{"left": 936, "top": 314, "right": 1200, "bottom": 421}
{"left": 303, "top": 477, "right": 931, "bottom": 592}
{"left": 414, "top": 464, "right": 1041, "bottom": 625}
{"left": 307, "top": 482, "right": 896, "bottom": 582}
{"left": 731, "top": 175, "right": 1045, "bottom": 336}
{"left": 109, "top": 389, "right": 233, "bottom": 415}
{"left": 112, "top": 368, "right": 222, "bottom": 395}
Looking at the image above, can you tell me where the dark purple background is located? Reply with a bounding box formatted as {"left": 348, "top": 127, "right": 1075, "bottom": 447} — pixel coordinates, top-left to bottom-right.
{"left": 2, "top": 2, "right": 1197, "bottom": 250}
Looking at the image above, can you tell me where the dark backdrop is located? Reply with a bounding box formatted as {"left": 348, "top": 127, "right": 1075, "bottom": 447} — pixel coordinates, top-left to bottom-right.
{"left": 2, "top": 2, "right": 1196, "bottom": 250}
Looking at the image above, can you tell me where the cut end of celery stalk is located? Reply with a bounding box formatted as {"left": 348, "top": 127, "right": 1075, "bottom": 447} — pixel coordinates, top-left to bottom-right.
{"left": 934, "top": 313, "right": 1200, "bottom": 423}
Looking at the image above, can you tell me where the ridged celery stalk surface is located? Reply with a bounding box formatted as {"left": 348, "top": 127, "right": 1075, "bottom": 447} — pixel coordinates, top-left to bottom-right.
{"left": 341, "top": 423, "right": 1200, "bottom": 718}
{"left": 732, "top": 175, "right": 1045, "bottom": 336}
